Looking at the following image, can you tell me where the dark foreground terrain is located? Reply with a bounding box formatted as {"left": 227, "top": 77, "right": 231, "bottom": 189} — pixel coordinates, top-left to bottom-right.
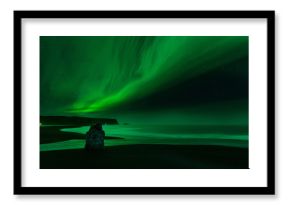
{"left": 40, "top": 144, "right": 248, "bottom": 169}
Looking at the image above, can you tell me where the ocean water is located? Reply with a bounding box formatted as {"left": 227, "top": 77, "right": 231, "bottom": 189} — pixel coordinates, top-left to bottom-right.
{"left": 40, "top": 124, "right": 248, "bottom": 152}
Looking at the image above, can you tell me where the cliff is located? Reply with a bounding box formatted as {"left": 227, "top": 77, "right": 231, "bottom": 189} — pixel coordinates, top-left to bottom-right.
{"left": 40, "top": 116, "right": 118, "bottom": 126}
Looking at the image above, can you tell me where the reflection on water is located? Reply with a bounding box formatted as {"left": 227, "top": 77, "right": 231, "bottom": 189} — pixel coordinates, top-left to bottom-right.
{"left": 40, "top": 124, "right": 248, "bottom": 152}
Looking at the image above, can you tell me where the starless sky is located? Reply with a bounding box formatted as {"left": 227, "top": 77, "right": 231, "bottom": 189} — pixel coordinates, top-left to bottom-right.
{"left": 40, "top": 36, "right": 248, "bottom": 125}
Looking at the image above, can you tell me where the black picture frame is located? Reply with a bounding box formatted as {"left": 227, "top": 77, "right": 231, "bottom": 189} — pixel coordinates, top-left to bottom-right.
{"left": 14, "top": 10, "right": 275, "bottom": 195}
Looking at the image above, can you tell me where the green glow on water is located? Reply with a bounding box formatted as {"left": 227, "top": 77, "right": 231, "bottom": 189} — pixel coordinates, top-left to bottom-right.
{"left": 40, "top": 125, "right": 248, "bottom": 151}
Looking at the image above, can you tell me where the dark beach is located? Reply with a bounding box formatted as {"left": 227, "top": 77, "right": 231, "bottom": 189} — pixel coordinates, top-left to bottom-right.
{"left": 40, "top": 144, "right": 248, "bottom": 169}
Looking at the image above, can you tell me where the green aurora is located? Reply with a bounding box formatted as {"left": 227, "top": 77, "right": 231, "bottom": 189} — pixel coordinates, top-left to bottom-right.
{"left": 40, "top": 36, "right": 248, "bottom": 125}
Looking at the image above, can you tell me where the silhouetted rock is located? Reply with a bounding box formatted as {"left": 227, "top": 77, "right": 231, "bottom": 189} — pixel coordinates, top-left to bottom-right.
{"left": 85, "top": 123, "right": 105, "bottom": 151}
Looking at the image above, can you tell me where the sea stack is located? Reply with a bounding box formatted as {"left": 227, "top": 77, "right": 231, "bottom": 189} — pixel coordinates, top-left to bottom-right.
{"left": 85, "top": 123, "right": 105, "bottom": 151}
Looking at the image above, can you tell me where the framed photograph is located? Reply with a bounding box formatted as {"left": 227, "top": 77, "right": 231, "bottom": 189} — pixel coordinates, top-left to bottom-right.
{"left": 14, "top": 10, "right": 275, "bottom": 194}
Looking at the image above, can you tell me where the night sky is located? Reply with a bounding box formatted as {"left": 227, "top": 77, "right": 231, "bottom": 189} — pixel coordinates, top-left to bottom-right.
{"left": 40, "top": 36, "right": 248, "bottom": 125}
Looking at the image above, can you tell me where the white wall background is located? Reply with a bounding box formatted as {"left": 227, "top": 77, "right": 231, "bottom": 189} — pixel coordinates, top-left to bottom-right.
{"left": 0, "top": 0, "right": 287, "bottom": 204}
